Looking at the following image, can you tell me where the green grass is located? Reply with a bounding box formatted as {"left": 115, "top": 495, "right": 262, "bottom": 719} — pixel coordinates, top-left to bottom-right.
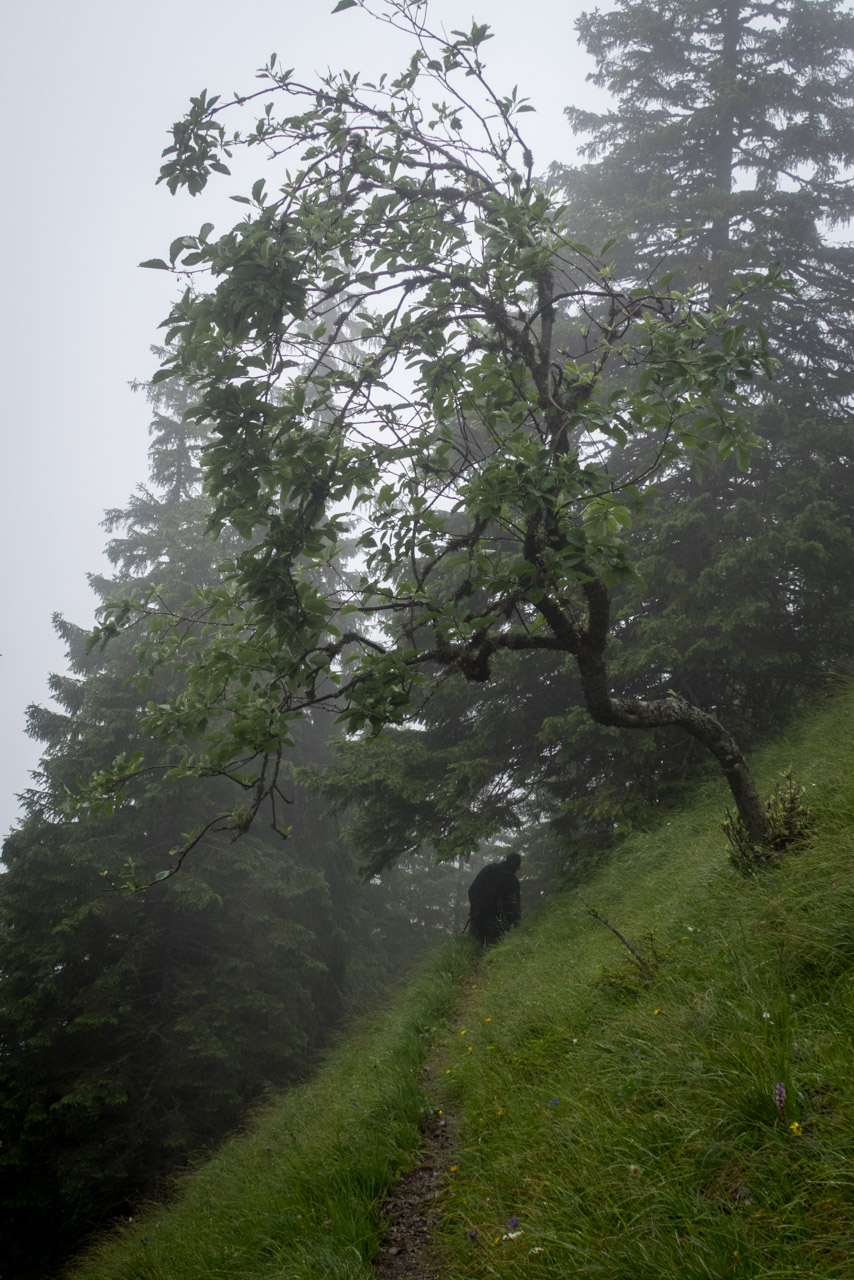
{"left": 434, "top": 689, "right": 854, "bottom": 1278}
{"left": 69, "top": 688, "right": 854, "bottom": 1279}
{"left": 67, "top": 942, "right": 473, "bottom": 1280}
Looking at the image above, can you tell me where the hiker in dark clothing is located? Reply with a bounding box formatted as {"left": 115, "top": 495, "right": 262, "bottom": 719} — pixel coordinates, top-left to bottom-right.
{"left": 466, "top": 852, "right": 522, "bottom": 945}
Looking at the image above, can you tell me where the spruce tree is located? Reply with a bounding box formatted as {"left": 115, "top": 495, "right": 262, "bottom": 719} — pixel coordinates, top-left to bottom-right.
{"left": 563, "top": 0, "right": 854, "bottom": 399}
{"left": 0, "top": 380, "right": 354, "bottom": 1277}
{"left": 554, "top": 0, "right": 854, "bottom": 744}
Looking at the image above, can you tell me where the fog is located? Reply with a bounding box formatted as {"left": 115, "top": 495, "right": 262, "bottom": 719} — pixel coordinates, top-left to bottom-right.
{"left": 0, "top": 0, "right": 601, "bottom": 838}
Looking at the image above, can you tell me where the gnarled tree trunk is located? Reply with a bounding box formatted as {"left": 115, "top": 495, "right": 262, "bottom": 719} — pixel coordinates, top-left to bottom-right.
{"left": 534, "top": 572, "right": 769, "bottom": 845}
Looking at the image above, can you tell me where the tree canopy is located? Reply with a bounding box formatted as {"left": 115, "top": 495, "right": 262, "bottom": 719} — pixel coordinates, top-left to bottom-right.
{"left": 85, "top": 0, "right": 784, "bottom": 857}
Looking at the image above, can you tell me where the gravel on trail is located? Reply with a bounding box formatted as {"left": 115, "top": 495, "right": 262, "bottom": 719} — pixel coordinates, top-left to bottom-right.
{"left": 373, "top": 1109, "right": 455, "bottom": 1280}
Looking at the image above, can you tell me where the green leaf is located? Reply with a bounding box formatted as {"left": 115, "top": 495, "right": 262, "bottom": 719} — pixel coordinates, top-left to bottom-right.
{"left": 169, "top": 235, "right": 192, "bottom": 265}
{"left": 332, "top": 0, "right": 358, "bottom": 10}
{"left": 139, "top": 259, "right": 171, "bottom": 270}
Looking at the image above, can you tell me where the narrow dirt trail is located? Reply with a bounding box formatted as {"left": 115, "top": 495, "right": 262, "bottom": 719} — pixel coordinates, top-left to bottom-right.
{"left": 372, "top": 1108, "right": 455, "bottom": 1280}
{"left": 373, "top": 957, "right": 483, "bottom": 1279}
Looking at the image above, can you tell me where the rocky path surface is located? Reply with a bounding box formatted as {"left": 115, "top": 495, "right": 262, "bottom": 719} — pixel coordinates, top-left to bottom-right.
{"left": 372, "top": 1109, "right": 454, "bottom": 1280}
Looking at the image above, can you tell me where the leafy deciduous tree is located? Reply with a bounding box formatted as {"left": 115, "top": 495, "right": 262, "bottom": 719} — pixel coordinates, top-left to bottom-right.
{"left": 87, "top": 0, "right": 782, "bottom": 854}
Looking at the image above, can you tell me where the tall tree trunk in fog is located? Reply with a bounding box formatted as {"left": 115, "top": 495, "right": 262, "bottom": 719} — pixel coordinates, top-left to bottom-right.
{"left": 707, "top": 0, "right": 741, "bottom": 304}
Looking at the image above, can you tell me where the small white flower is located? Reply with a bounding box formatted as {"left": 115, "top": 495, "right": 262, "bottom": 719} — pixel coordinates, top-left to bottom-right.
{"left": 762, "top": 1011, "right": 771, "bottom": 1019}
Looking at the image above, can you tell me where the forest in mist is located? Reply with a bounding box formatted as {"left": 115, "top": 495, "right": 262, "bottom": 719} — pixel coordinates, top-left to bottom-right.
{"left": 2, "top": 1, "right": 853, "bottom": 1275}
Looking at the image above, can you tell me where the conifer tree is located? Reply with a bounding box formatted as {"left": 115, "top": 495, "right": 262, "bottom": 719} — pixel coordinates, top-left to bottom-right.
{"left": 563, "top": 0, "right": 854, "bottom": 397}
{"left": 0, "top": 380, "right": 355, "bottom": 1278}
{"left": 554, "top": 0, "right": 854, "bottom": 740}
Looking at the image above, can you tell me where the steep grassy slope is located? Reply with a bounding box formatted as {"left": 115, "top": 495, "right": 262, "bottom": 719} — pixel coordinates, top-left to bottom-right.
{"left": 68, "top": 688, "right": 854, "bottom": 1280}
{"left": 434, "top": 688, "right": 854, "bottom": 1279}
{"left": 62, "top": 944, "right": 471, "bottom": 1280}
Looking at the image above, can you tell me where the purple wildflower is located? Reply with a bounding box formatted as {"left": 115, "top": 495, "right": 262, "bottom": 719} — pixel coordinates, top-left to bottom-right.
{"left": 508, "top": 1216, "right": 519, "bottom": 1228}
{"left": 549, "top": 1097, "right": 560, "bottom": 1106}
{"left": 774, "top": 1082, "right": 787, "bottom": 1114}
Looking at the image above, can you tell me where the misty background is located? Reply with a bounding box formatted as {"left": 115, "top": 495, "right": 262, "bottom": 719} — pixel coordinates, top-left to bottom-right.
{"left": 0, "top": 0, "right": 600, "bottom": 838}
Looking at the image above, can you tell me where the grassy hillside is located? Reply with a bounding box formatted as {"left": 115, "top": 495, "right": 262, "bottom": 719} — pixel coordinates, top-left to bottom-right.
{"left": 68, "top": 688, "right": 854, "bottom": 1280}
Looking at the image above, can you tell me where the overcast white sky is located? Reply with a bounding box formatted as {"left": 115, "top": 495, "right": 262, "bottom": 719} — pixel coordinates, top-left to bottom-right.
{"left": 0, "top": 0, "right": 603, "bottom": 838}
